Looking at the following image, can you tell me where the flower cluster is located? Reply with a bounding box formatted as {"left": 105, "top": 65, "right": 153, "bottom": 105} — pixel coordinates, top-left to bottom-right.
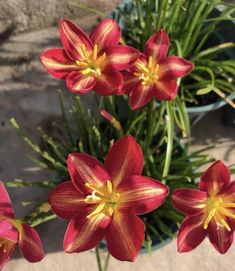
{"left": 2, "top": 16, "right": 234, "bottom": 271}
{"left": 40, "top": 18, "right": 193, "bottom": 109}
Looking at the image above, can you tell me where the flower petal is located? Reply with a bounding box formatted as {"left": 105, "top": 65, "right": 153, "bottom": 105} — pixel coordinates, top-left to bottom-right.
{"left": 144, "top": 30, "right": 169, "bottom": 61}
{"left": 0, "top": 182, "right": 14, "bottom": 218}
{"left": 218, "top": 180, "right": 235, "bottom": 203}
{"left": 199, "top": 160, "right": 231, "bottom": 196}
{"left": 0, "top": 220, "right": 18, "bottom": 243}
{"left": 121, "top": 71, "right": 139, "bottom": 94}
{"left": 66, "top": 71, "right": 96, "bottom": 93}
{"left": 117, "top": 175, "right": 169, "bottom": 215}
{"left": 105, "top": 213, "right": 145, "bottom": 261}
{"left": 18, "top": 224, "right": 45, "bottom": 262}
{"left": 104, "top": 135, "right": 143, "bottom": 189}
{"left": 154, "top": 80, "right": 178, "bottom": 100}
{"left": 177, "top": 213, "right": 206, "bottom": 252}
{"left": 64, "top": 213, "right": 110, "bottom": 253}
{"left": 67, "top": 153, "right": 110, "bottom": 194}
{"left": 172, "top": 188, "right": 207, "bottom": 215}
{"left": 104, "top": 45, "right": 139, "bottom": 71}
{"left": 40, "top": 49, "right": 77, "bottom": 79}
{"left": 0, "top": 239, "right": 16, "bottom": 270}
{"left": 60, "top": 19, "right": 93, "bottom": 60}
{"left": 129, "top": 83, "right": 155, "bottom": 110}
{"left": 89, "top": 19, "right": 121, "bottom": 52}
{"left": 48, "top": 181, "right": 89, "bottom": 220}
{"left": 208, "top": 217, "right": 234, "bottom": 254}
{"left": 94, "top": 71, "right": 123, "bottom": 95}
{"left": 158, "top": 56, "right": 194, "bottom": 80}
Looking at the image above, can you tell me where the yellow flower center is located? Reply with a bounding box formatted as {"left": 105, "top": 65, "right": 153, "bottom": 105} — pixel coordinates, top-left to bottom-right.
{"left": 134, "top": 56, "right": 159, "bottom": 86}
{"left": 0, "top": 237, "right": 14, "bottom": 254}
{"left": 84, "top": 180, "right": 120, "bottom": 219}
{"left": 203, "top": 196, "right": 235, "bottom": 231}
{"left": 76, "top": 44, "right": 106, "bottom": 78}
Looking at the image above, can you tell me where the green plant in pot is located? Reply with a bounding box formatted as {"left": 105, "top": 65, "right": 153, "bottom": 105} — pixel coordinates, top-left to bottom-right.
{"left": 110, "top": 0, "right": 235, "bottom": 125}
{"left": 2, "top": 12, "right": 235, "bottom": 271}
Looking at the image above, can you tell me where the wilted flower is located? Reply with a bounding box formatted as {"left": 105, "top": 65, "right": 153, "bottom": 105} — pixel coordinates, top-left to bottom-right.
{"left": 49, "top": 135, "right": 168, "bottom": 261}
{"left": 41, "top": 18, "right": 138, "bottom": 95}
{"left": 122, "top": 29, "right": 194, "bottom": 109}
{"left": 172, "top": 160, "right": 235, "bottom": 254}
{"left": 0, "top": 182, "right": 44, "bottom": 269}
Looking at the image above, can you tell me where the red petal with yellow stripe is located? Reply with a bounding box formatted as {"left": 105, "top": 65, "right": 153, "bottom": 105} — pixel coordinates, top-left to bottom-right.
{"left": 66, "top": 71, "right": 96, "bottom": 93}
{"left": 129, "top": 83, "right": 154, "bottom": 110}
{"left": 60, "top": 19, "right": 93, "bottom": 60}
{"left": 158, "top": 56, "right": 194, "bottom": 80}
{"left": 0, "top": 220, "right": 18, "bottom": 242}
{"left": 144, "top": 29, "right": 169, "bottom": 62}
{"left": 199, "top": 160, "right": 231, "bottom": 196}
{"left": 63, "top": 213, "right": 111, "bottom": 253}
{"left": 154, "top": 80, "right": 178, "bottom": 100}
{"left": 177, "top": 213, "right": 206, "bottom": 252}
{"left": 208, "top": 217, "right": 234, "bottom": 254}
{"left": 104, "top": 135, "right": 143, "bottom": 189}
{"left": 67, "top": 153, "right": 110, "bottom": 194}
{"left": 172, "top": 188, "right": 207, "bottom": 215}
{"left": 0, "top": 182, "right": 15, "bottom": 219}
{"left": 48, "top": 181, "right": 89, "bottom": 220}
{"left": 40, "top": 49, "right": 77, "bottom": 79}
{"left": 18, "top": 224, "right": 45, "bottom": 262}
{"left": 104, "top": 45, "right": 139, "bottom": 71}
{"left": 94, "top": 71, "right": 123, "bottom": 95}
{"left": 217, "top": 181, "right": 235, "bottom": 203}
{"left": 89, "top": 19, "right": 121, "bottom": 53}
{"left": 121, "top": 71, "right": 139, "bottom": 94}
{"left": 117, "top": 175, "right": 169, "bottom": 215}
{"left": 105, "top": 213, "right": 145, "bottom": 261}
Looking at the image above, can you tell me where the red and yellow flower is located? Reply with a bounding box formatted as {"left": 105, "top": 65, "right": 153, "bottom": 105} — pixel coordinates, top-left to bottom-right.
{"left": 122, "top": 29, "right": 194, "bottom": 109}
{"left": 172, "top": 160, "right": 235, "bottom": 254}
{"left": 48, "top": 135, "right": 169, "bottom": 261}
{"left": 0, "top": 182, "right": 44, "bottom": 269}
{"left": 40, "top": 18, "right": 139, "bottom": 95}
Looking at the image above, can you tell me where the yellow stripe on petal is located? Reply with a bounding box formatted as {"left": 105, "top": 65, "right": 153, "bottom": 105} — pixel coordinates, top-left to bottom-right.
{"left": 41, "top": 57, "right": 77, "bottom": 70}
{"left": 64, "top": 213, "right": 111, "bottom": 253}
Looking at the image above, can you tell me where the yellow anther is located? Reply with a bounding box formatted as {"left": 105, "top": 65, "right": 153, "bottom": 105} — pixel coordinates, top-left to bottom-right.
{"left": 95, "top": 52, "right": 106, "bottom": 66}
{"left": 87, "top": 203, "right": 106, "bottom": 219}
{"left": 108, "top": 206, "right": 114, "bottom": 216}
{"left": 85, "top": 182, "right": 105, "bottom": 196}
{"left": 106, "top": 180, "right": 113, "bottom": 194}
{"left": 135, "top": 62, "right": 149, "bottom": 73}
{"left": 3, "top": 249, "right": 7, "bottom": 253}
{"left": 148, "top": 56, "right": 153, "bottom": 69}
{"left": 93, "top": 44, "right": 98, "bottom": 60}
{"left": 203, "top": 209, "right": 216, "bottom": 230}
{"left": 215, "top": 212, "right": 231, "bottom": 231}
{"left": 81, "top": 44, "right": 89, "bottom": 59}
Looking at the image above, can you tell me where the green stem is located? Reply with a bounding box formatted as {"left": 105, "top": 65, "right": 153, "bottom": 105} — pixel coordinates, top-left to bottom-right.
{"left": 162, "top": 101, "right": 174, "bottom": 180}
{"left": 95, "top": 246, "right": 103, "bottom": 271}
{"left": 104, "top": 253, "right": 110, "bottom": 271}
{"left": 144, "top": 100, "right": 155, "bottom": 154}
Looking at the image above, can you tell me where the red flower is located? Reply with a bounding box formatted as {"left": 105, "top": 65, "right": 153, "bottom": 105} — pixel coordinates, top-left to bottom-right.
{"left": 172, "top": 160, "right": 235, "bottom": 254}
{"left": 40, "top": 18, "right": 139, "bottom": 95}
{"left": 49, "top": 135, "right": 168, "bottom": 261}
{"left": 122, "top": 30, "right": 194, "bottom": 109}
{"left": 0, "top": 182, "right": 44, "bottom": 269}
